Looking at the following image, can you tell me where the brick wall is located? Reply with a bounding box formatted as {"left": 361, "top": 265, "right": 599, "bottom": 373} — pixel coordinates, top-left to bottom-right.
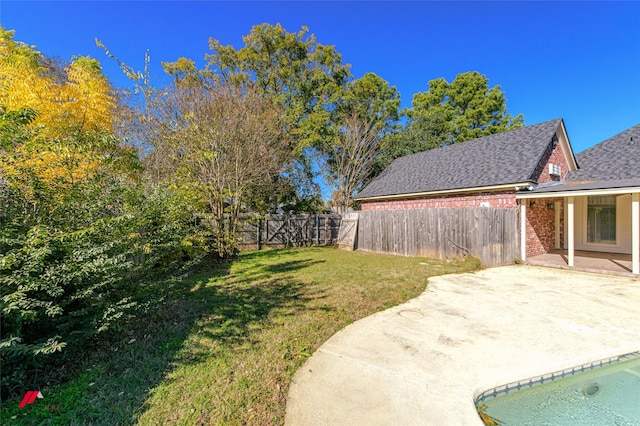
{"left": 525, "top": 197, "right": 564, "bottom": 257}
{"left": 360, "top": 191, "right": 518, "bottom": 211}
{"left": 531, "top": 140, "right": 571, "bottom": 184}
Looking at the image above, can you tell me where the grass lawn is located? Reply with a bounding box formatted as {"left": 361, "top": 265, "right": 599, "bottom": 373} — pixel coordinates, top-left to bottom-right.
{"left": 3, "top": 246, "right": 480, "bottom": 425}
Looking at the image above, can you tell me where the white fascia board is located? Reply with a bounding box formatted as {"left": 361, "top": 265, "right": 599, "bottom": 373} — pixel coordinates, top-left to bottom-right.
{"left": 517, "top": 187, "right": 640, "bottom": 199}
{"left": 557, "top": 121, "right": 579, "bottom": 172}
{"left": 355, "top": 183, "right": 529, "bottom": 202}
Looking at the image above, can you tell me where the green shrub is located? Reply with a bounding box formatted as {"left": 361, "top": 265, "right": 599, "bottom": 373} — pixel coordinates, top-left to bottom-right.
{"left": 0, "top": 175, "right": 209, "bottom": 400}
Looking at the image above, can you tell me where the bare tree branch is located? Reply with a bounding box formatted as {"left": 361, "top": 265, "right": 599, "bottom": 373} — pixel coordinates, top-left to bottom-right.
{"left": 328, "top": 111, "right": 384, "bottom": 214}
{"left": 134, "top": 81, "right": 289, "bottom": 257}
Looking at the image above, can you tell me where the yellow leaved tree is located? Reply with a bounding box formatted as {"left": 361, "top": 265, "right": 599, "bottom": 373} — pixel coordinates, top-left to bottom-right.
{"left": 0, "top": 26, "right": 133, "bottom": 191}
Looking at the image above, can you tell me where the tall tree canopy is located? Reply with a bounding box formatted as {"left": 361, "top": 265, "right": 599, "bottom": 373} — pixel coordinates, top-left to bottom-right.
{"left": 207, "top": 23, "right": 351, "bottom": 153}
{"left": 374, "top": 71, "right": 524, "bottom": 174}
{"left": 0, "top": 26, "right": 137, "bottom": 190}
{"left": 338, "top": 72, "right": 400, "bottom": 134}
{"left": 409, "top": 71, "right": 524, "bottom": 145}
{"left": 159, "top": 23, "right": 352, "bottom": 212}
{"left": 0, "top": 27, "right": 114, "bottom": 136}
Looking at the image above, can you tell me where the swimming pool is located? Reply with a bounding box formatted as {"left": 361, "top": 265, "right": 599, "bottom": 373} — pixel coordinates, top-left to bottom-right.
{"left": 476, "top": 352, "right": 640, "bottom": 425}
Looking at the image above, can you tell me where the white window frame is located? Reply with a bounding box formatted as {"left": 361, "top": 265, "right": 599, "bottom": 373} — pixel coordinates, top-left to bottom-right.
{"left": 582, "top": 195, "right": 620, "bottom": 248}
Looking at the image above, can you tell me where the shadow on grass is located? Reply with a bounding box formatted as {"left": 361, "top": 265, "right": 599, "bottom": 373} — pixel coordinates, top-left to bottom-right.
{"left": 5, "top": 250, "right": 328, "bottom": 425}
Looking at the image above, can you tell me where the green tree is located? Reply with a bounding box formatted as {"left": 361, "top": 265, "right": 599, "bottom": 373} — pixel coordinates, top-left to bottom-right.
{"left": 0, "top": 108, "right": 207, "bottom": 399}
{"left": 207, "top": 23, "right": 351, "bottom": 210}
{"left": 208, "top": 23, "right": 351, "bottom": 152}
{"left": 409, "top": 71, "right": 523, "bottom": 145}
{"left": 373, "top": 71, "right": 524, "bottom": 175}
{"left": 320, "top": 73, "right": 400, "bottom": 213}
{"left": 374, "top": 109, "right": 449, "bottom": 175}
{"left": 104, "top": 24, "right": 351, "bottom": 212}
{"left": 339, "top": 72, "right": 400, "bottom": 134}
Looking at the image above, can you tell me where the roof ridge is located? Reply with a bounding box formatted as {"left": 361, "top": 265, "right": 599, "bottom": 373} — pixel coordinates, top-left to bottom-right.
{"left": 393, "top": 118, "right": 563, "bottom": 164}
{"left": 568, "top": 123, "right": 640, "bottom": 182}
{"left": 357, "top": 119, "right": 566, "bottom": 200}
{"left": 577, "top": 123, "right": 640, "bottom": 156}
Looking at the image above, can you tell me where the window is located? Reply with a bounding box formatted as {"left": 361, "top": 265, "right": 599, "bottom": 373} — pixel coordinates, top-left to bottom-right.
{"left": 587, "top": 196, "right": 616, "bottom": 244}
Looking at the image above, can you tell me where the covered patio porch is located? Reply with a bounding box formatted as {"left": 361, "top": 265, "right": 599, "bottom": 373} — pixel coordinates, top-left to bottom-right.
{"left": 526, "top": 249, "right": 635, "bottom": 277}
{"left": 517, "top": 179, "right": 640, "bottom": 276}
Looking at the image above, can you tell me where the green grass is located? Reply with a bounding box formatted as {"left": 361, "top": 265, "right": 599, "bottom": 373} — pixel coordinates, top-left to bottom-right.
{"left": 2, "top": 247, "right": 480, "bottom": 425}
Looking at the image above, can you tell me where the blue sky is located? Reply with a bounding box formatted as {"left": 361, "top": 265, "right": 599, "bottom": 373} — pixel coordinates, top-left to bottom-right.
{"left": 2, "top": 1, "right": 639, "bottom": 156}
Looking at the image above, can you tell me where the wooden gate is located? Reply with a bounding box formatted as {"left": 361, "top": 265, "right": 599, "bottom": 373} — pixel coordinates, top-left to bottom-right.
{"left": 231, "top": 214, "right": 341, "bottom": 250}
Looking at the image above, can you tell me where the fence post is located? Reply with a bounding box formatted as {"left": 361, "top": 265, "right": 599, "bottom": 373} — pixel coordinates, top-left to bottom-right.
{"left": 324, "top": 216, "right": 328, "bottom": 245}
{"left": 315, "top": 214, "right": 320, "bottom": 246}
{"left": 256, "top": 218, "right": 261, "bottom": 250}
{"left": 286, "top": 214, "right": 291, "bottom": 247}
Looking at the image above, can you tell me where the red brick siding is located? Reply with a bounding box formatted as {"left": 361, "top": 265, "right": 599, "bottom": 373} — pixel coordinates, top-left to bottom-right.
{"left": 360, "top": 138, "right": 572, "bottom": 258}
{"left": 525, "top": 197, "right": 564, "bottom": 257}
{"left": 360, "top": 191, "right": 518, "bottom": 211}
{"left": 531, "top": 141, "right": 571, "bottom": 184}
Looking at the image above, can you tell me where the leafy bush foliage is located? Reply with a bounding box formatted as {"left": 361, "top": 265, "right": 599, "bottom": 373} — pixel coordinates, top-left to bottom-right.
{"left": 0, "top": 177, "right": 208, "bottom": 399}
{"left": 0, "top": 109, "right": 209, "bottom": 399}
{"left": 1, "top": 28, "right": 260, "bottom": 400}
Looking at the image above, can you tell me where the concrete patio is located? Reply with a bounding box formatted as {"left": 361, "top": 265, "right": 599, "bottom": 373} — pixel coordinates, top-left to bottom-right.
{"left": 527, "top": 249, "right": 635, "bottom": 277}
{"left": 285, "top": 265, "right": 640, "bottom": 425}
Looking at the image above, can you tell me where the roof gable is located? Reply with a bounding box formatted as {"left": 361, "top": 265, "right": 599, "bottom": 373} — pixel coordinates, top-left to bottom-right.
{"left": 357, "top": 119, "right": 565, "bottom": 200}
{"left": 568, "top": 124, "right": 640, "bottom": 182}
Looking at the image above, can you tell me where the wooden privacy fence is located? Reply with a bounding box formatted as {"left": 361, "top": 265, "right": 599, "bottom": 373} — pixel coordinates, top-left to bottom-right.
{"left": 199, "top": 214, "right": 342, "bottom": 250}
{"left": 357, "top": 208, "right": 520, "bottom": 267}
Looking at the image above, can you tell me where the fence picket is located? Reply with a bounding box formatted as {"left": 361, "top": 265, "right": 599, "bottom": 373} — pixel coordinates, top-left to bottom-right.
{"left": 357, "top": 208, "right": 518, "bottom": 266}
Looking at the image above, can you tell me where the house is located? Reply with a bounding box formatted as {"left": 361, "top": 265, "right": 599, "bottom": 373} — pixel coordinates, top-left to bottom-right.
{"left": 355, "top": 119, "right": 639, "bottom": 274}
{"left": 519, "top": 123, "right": 639, "bottom": 274}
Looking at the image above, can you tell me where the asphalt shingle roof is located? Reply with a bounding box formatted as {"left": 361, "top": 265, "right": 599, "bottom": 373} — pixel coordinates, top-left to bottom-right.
{"left": 357, "top": 119, "right": 563, "bottom": 199}
{"left": 567, "top": 124, "right": 640, "bottom": 182}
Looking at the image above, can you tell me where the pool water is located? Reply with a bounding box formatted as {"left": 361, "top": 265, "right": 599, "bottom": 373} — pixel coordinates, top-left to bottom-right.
{"left": 476, "top": 355, "right": 640, "bottom": 425}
